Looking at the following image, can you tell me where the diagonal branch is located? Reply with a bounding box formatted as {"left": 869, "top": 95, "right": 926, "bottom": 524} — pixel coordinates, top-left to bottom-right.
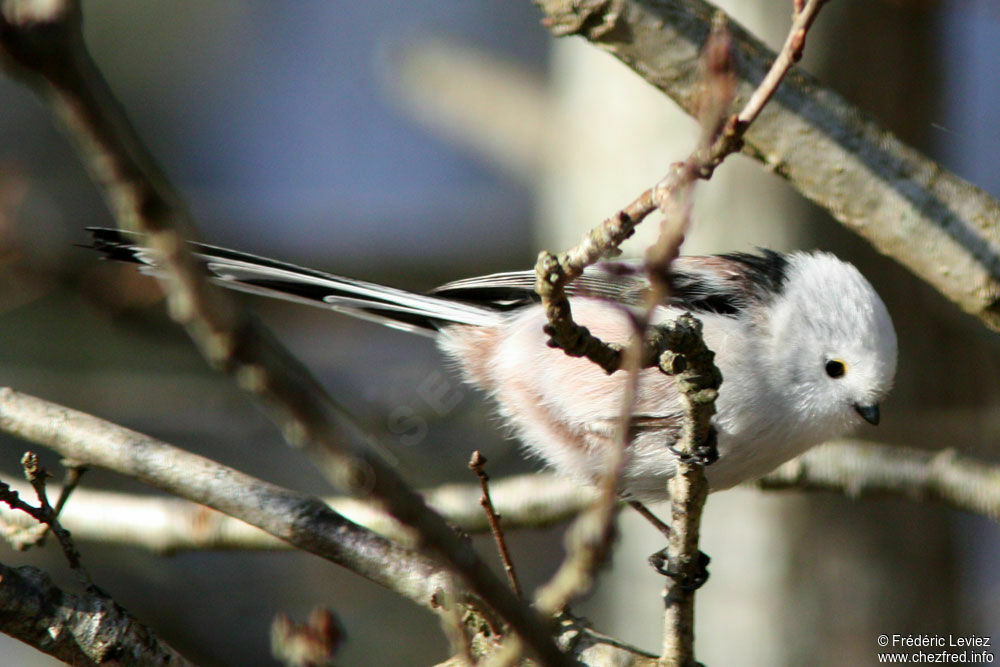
{"left": 0, "top": 387, "right": 457, "bottom": 609}
{"left": 0, "top": 3, "right": 566, "bottom": 662}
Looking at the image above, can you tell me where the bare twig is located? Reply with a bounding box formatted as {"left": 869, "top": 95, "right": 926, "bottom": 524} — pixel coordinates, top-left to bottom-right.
{"left": 0, "top": 560, "right": 193, "bottom": 665}
{"left": 2, "top": 457, "right": 191, "bottom": 662}
{"left": 469, "top": 451, "right": 523, "bottom": 598}
{"left": 732, "top": 0, "right": 826, "bottom": 128}
{"left": 4, "top": 459, "right": 91, "bottom": 549}
{"left": 16, "top": 451, "right": 96, "bottom": 589}
{"left": 534, "top": 0, "right": 1000, "bottom": 331}
{"left": 435, "top": 617, "right": 662, "bottom": 667}
{"left": 531, "top": 312, "right": 638, "bottom": 617}
{"left": 688, "top": 0, "right": 829, "bottom": 180}
{"left": 0, "top": 481, "right": 50, "bottom": 547}
{"left": 532, "top": 484, "right": 624, "bottom": 619}
{"left": 538, "top": 5, "right": 824, "bottom": 662}
{"left": 0, "top": 4, "right": 566, "bottom": 662}
{"left": 434, "top": 581, "right": 479, "bottom": 666}
{"left": 530, "top": 7, "right": 827, "bottom": 659}
{"left": 758, "top": 440, "right": 1000, "bottom": 521}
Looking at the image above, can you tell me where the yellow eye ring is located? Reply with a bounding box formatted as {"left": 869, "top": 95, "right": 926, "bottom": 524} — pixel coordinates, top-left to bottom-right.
{"left": 825, "top": 359, "right": 846, "bottom": 378}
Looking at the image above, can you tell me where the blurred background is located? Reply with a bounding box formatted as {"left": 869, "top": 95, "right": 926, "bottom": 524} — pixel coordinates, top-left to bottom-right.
{"left": 1, "top": 0, "right": 999, "bottom": 664}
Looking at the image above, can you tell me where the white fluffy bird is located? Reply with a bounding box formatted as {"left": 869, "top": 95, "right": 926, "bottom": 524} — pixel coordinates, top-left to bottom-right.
{"left": 88, "top": 229, "right": 898, "bottom": 501}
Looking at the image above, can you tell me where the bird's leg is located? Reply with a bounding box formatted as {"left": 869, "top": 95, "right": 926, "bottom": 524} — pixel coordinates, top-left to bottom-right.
{"left": 666, "top": 428, "right": 719, "bottom": 466}
{"left": 628, "top": 500, "right": 711, "bottom": 590}
{"left": 648, "top": 548, "right": 711, "bottom": 591}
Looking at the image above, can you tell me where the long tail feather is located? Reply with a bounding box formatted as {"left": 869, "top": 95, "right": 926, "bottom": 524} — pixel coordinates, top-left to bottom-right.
{"left": 85, "top": 228, "right": 501, "bottom": 335}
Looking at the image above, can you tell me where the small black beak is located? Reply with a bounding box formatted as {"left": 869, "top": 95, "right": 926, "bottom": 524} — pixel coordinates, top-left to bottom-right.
{"left": 854, "top": 403, "right": 880, "bottom": 425}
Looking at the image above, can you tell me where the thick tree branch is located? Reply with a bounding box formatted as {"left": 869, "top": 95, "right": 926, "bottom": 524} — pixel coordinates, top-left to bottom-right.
{"left": 0, "top": 561, "right": 192, "bottom": 666}
{"left": 0, "top": 3, "right": 566, "bottom": 662}
{"left": 533, "top": 0, "right": 1000, "bottom": 331}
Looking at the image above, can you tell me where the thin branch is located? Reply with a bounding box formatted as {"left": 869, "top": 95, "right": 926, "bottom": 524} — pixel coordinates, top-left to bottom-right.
{"left": 434, "top": 580, "right": 479, "bottom": 666}
{"left": 435, "top": 617, "right": 661, "bottom": 667}
{"left": 0, "top": 560, "right": 193, "bottom": 665}
{"left": 757, "top": 440, "right": 1000, "bottom": 521}
{"left": 534, "top": 0, "right": 1000, "bottom": 332}
{"left": 532, "top": 495, "right": 624, "bottom": 618}
{"left": 647, "top": 6, "right": 822, "bottom": 661}
{"left": 627, "top": 501, "right": 672, "bottom": 538}
{"left": 0, "top": 3, "right": 566, "bottom": 662}
{"left": 469, "top": 451, "right": 523, "bottom": 598}
{"left": 3, "top": 459, "right": 91, "bottom": 549}
{"left": 633, "top": 38, "right": 720, "bottom": 667}
{"left": 724, "top": 0, "right": 826, "bottom": 139}
{"left": 554, "top": 617, "right": 659, "bottom": 667}
{"left": 0, "top": 481, "right": 58, "bottom": 547}
{"left": 532, "top": 17, "right": 735, "bottom": 661}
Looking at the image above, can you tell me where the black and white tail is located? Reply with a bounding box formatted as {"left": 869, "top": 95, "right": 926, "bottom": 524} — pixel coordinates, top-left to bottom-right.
{"left": 86, "top": 228, "right": 503, "bottom": 336}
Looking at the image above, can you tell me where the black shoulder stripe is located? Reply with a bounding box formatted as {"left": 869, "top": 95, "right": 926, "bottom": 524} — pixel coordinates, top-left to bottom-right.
{"left": 665, "top": 250, "right": 790, "bottom": 316}
{"left": 720, "top": 249, "right": 790, "bottom": 296}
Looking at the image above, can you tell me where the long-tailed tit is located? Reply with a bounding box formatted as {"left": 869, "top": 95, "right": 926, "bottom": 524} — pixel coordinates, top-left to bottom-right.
{"left": 88, "top": 229, "right": 897, "bottom": 501}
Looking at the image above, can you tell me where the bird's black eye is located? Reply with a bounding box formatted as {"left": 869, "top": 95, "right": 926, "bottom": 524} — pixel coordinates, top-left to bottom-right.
{"left": 825, "top": 359, "right": 846, "bottom": 378}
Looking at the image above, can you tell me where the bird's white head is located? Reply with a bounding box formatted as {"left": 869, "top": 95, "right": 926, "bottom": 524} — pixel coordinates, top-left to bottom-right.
{"left": 766, "top": 252, "right": 897, "bottom": 437}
